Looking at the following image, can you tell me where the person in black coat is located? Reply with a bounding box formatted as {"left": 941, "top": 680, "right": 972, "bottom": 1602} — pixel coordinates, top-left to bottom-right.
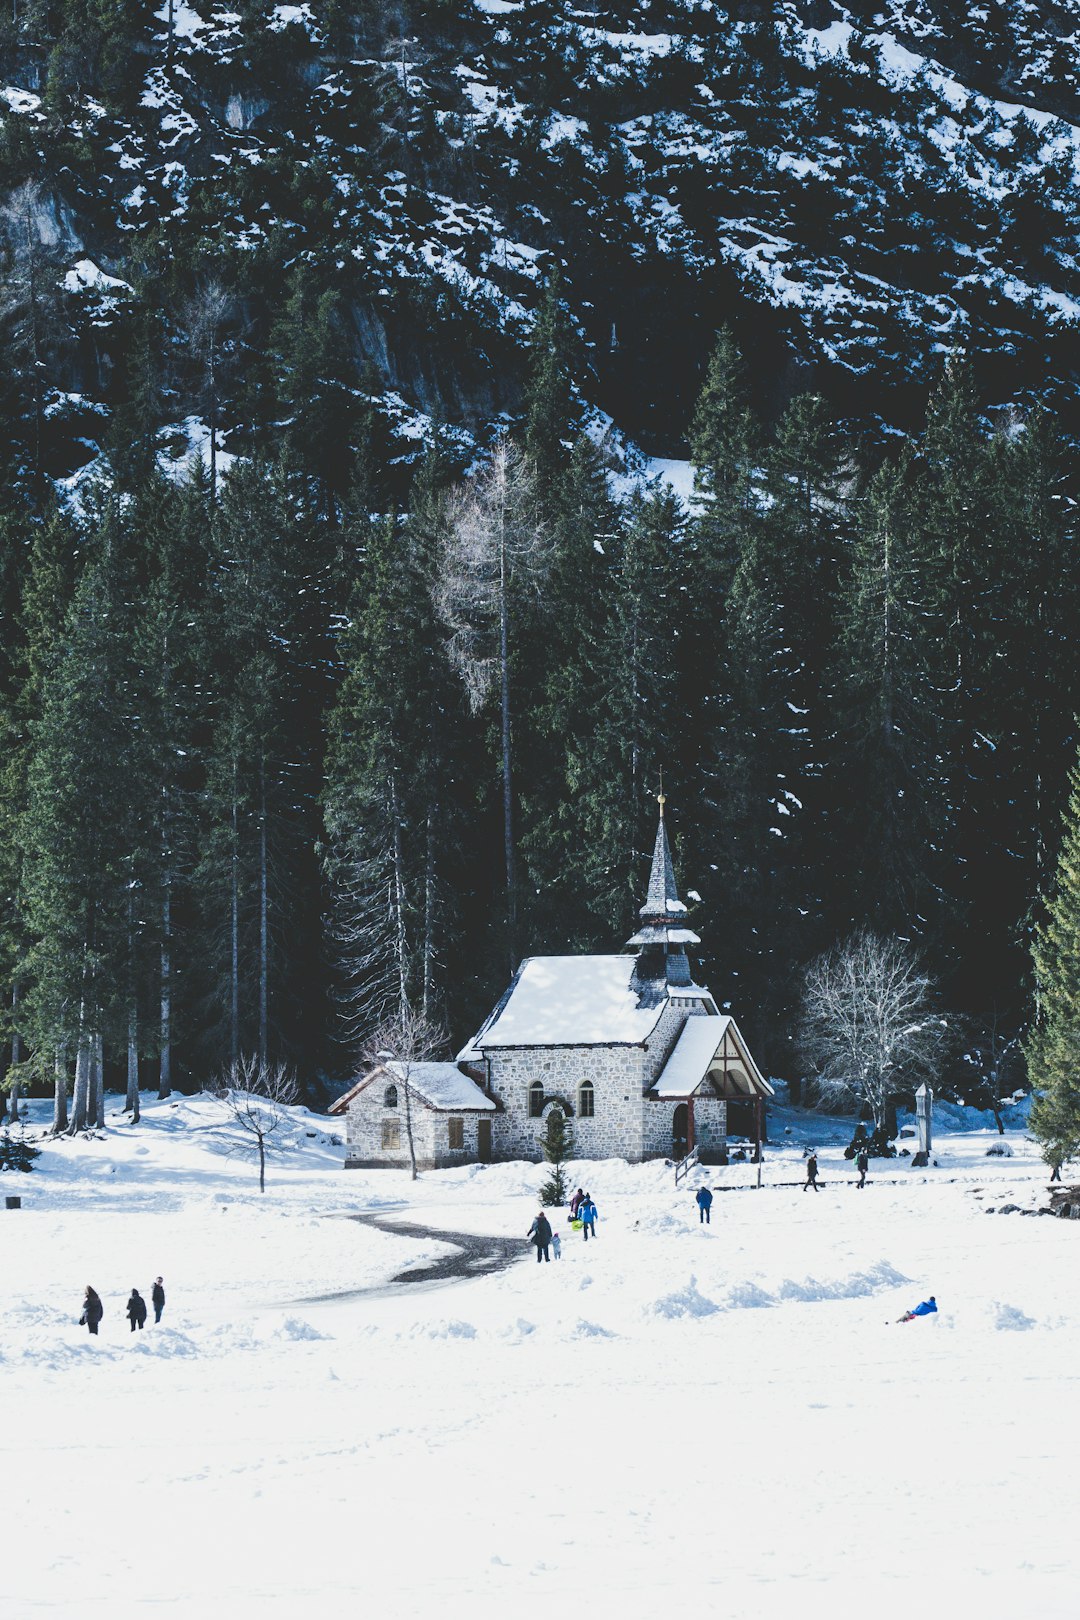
{"left": 527, "top": 1210, "right": 552, "bottom": 1262}
{"left": 127, "top": 1289, "right": 148, "bottom": 1331}
{"left": 80, "top": 1286, "right": 104, "bottom": 1335}
{"left": 151, "top": 1277, "right": 165, "bottom": 1323}
{"left": 803, "top": 1152, "right": 820, "bottom": 1192}
{"left": 855, "top": 1149, "right": 869, "bottom": 1189}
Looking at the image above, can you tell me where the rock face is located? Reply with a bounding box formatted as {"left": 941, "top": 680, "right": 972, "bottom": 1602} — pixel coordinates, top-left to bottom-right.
{"left": 2, "top": 1, "right": 1080, "bottom": 481}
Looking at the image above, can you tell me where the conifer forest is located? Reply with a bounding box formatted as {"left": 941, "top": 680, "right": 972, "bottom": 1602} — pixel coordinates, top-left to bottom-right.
{"left": 3, "top": 0, "right": 1080, "bottom": 1141}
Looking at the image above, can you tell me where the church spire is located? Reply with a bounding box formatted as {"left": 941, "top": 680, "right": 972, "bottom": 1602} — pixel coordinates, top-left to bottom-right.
{"left": 626, "top": 793, "right": 700, "bottom": 1002}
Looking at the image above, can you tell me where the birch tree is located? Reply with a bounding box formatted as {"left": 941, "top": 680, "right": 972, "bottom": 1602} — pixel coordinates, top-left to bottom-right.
{"left": 798, "top": 931, "right": 947, "bottom": 1138}
{"left": 434, "top": 439, "right": 548, "bottom": 969}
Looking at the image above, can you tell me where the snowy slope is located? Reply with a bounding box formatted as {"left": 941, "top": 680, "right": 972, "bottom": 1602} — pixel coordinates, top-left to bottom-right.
{"left": 4, "top": 0, "right": 1080, "bottom": 478}
{"left": 3, "top": 1091, "right": 1078, "bottom": 1617}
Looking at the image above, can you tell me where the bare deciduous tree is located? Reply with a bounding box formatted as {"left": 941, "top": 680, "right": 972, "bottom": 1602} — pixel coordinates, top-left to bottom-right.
{"left": 434, "top": 439, "right": 548, "bottom": 968}
{"left": 798, "top": 931, "right": 947, "bottom": 1136}
{"left": 213, "top": 1055, "right": 298, "bottom": 1192}
{"left": 361, "top": 1004, "right": 447, "bottom": 1182}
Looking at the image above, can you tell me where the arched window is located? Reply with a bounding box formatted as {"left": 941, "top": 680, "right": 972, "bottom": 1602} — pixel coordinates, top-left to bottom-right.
{"left": 384, "top": 1084, "right": 398, "bottom": 1109}
{"left": 528, "top": 1081, "right": 545, "bottom": 1118}
{"left": 578, "top": 1080, "right": 595, "bottom": 1118}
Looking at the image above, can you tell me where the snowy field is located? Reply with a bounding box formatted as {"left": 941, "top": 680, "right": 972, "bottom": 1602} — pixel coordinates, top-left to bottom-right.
{"left": 2, "top": 1093, "right": 1077, "bottom": 1620}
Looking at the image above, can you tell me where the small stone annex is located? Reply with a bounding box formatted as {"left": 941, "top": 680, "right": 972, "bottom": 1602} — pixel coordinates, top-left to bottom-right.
{"left": 331, "top": 800, "right": 771, "bottom": 1169}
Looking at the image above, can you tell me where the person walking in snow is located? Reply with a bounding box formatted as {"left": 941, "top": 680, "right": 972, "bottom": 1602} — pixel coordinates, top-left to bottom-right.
{"left": 79, "top": 1285, "right": 104, "bottom": 1336}
{"left": 151, "top": 1277, "right": 165, "bottom": 1323}
{"left": 897, "top": 1296, "right": 937, "bottom": 1322}
{"left": 528, "top": 1210, "right": 552, "bottom": 1263}
{"left": 695, "top": 1185, "right": 714, "bottom": 1224}
{"left": 855, "top": 1149, "right": 869, "bottom": 1189}
{"left": 127, "top": 1288, "right": 147, "bottom": 1332}
{"left": 803, "top": 1152, "right": 820, "bottom": 1192}
{"left": 552, "top": 1232, "right": 561, "bottom": 1260}
{"left": 569, "top": 1187, "right": 585, "bottom": 1219}
{"left": 579, "top": 1193, "right": 598, "bottom": 1240}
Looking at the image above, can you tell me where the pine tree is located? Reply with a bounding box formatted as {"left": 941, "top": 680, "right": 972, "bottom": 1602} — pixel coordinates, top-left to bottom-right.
{"left": 21, "top": 497, "right": 142, "bottom": 1129}
{"left": 323, "top": 506, "right": 433, "bottom": 1047}
{"left": 539, "top": 1104, "right": 573, "bottom": 1206}
{"left": 1028, "top": 749, "right": 1080, "bottom": 1174}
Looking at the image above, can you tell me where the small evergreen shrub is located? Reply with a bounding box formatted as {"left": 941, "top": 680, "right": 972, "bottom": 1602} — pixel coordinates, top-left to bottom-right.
{"left": 0, "top": 1132, "right": 41, "bottom": 1172}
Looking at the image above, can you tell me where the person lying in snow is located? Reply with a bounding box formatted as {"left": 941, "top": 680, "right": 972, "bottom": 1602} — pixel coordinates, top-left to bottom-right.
{"left": 897, "top": 1296, "right": 937, "bottom": 1322}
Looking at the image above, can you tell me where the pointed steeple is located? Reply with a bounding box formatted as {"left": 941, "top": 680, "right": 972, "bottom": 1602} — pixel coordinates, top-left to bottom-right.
{"left": 626, "top": 794, "right": 700, "bottom": 1001}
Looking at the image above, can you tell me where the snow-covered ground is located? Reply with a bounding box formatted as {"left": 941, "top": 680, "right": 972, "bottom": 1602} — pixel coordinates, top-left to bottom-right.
{"left": 3, "top": 1093, "right": 1076, "bottom": 1618}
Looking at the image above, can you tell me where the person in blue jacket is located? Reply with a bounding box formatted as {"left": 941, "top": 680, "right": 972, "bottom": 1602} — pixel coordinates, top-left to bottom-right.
{"left": 897, "top": 1296, "right": 937, "bottom": 1322}
{"left": 579, "top": 1194, "right": 598, "bottom": 1240}
{"left": 695, "top": 1185, "right": 714, "bottom": 1224}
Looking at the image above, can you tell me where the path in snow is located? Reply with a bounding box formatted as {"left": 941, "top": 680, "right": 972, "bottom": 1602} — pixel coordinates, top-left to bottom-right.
{"left": 297, "top": 1211, "right": 530, "bottom": 1302}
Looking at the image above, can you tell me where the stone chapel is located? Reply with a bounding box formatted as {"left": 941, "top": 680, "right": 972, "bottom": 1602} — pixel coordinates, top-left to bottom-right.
{"left": 332, "top": 802, "right": 771, "bottom": 1169}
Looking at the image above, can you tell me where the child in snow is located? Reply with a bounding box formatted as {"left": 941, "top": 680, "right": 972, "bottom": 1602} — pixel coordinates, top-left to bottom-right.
{"left": 897, "top": 1296, "right": 937, "bottom": 1322}
{"left": 552, "top": 1232, "right": 561, "bottom": 1260}
{"left": 579, "top": 1194, "right": 598, "bottom": 1240}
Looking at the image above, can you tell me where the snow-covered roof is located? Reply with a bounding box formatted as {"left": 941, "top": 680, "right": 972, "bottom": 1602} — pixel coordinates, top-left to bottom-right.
{"left": 461, "top": 955, "right": 671, "bottom": 1051}
{"left": 387, "top": 1062, "right": 495, "bottom": 1110}
{"left": 650, "top": 1015, "right": 773, "bottom": 1099}
{"left": 330, "top": 1062, "right": 494, "bottom": 1114}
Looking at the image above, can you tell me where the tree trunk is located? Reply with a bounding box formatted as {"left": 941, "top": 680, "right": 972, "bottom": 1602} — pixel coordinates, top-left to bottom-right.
{"left": 258, "top": 760, "right": 268, "bottom": 1063}
{"left": 258, "top": 1134, "right": 266, "bottom": 1193}
{"left": 127, "top": 1002, "right": 140, "bottom": 1122}
{"left": 160, "top": 863, "right": 172, "bottom": 1098}
{"left": 498, "top": 538, "right": 517, "bottom": 970}
{"left": 421, "top": 802, "right": 435, "bottom": 1021}
{"left": 403, "top": 1075, "right": 418, "bottom": 1181}
{"left": 90, "top": 1031, "right": 104, "bottom": 1130}
{"left": 52, "top": 1046, "right": 68, "bottom": 1133}
{"left": 389, "top": 770, "right": 408, "bottom": 1018}
{"left": 882, "top": 1096, "right": 898, "bottom": 1142}
{"left": 230, "top": 765, "right": 240, "bottom": 1065}
{"left": 8, "top": 982, "right": 21, "bottom": 1125}
{"left": 127, "top": 889, "right": 140, "bottom": 1120}
{"left": 68, "top": 1029, "right": 90, "bottom": 1134}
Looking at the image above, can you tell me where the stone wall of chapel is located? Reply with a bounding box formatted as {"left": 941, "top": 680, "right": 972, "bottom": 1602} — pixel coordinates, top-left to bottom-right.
{"left": 642, "top": 1096, "right": 728, "bottom": 1160}
{"left": 487, "top": 1046, "right": 647, "bottom": 1161}
{"left": 343, "top": 1086, "right": 485, "bottom": 1170}
{"left": 641, "top": 999, "right": 696, "bottom": 1088}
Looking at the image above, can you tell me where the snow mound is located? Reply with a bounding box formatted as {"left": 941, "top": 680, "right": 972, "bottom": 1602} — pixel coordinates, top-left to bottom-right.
{"left": 129, "top": 1328, "right": 200, "bottom": 1357}
{"left": 274, "top": 1317, "right": 331, "bottom": 1342}
{"left": 777, "top": 1261, "right": 911, "bottom": 1303}
{"left": 993, "top": 1301, "right": 1036, "bottom": 1331}
{"left": 633, "top": 1209, "right": 689, "bottom": 1235}
{"left": 501, "top": 1317, "right": 536, "bottom": 1341}
{"left": 568, "top": 1318, "right": 617, "bottom": 1339}
{"left": 725, "top": 1281, "right": 775, "bottom": 1310}
{"left": 647, "top": 1276, "right": 720, "bottom": 1319}
{"left": 415, "top": 1318, "right": 477, "bottom": 1340}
